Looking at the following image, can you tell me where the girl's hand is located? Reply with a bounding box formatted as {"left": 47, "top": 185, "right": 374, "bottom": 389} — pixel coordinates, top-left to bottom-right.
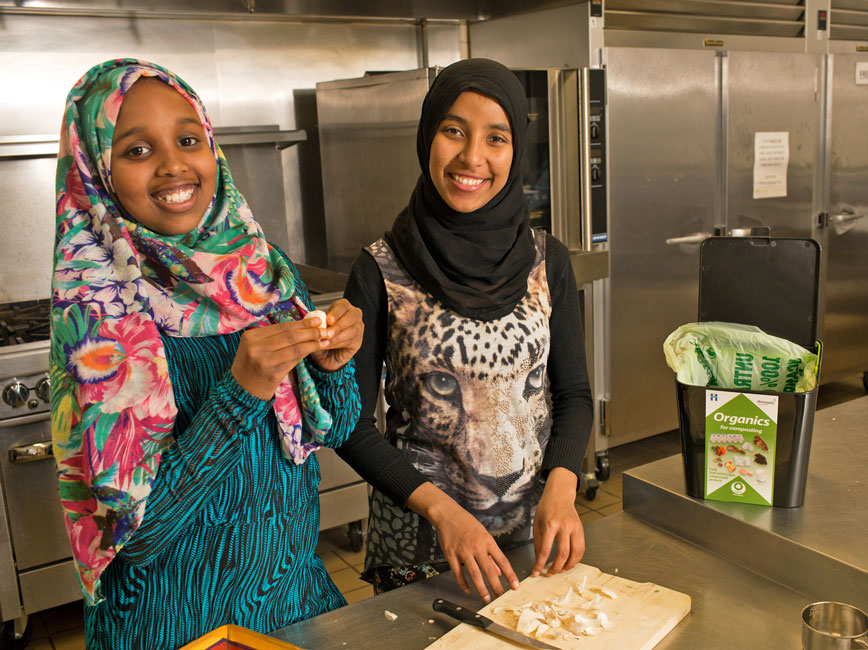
{"left": 231, "top": 320, "right": 326, "bottom": 400}
{"left": 308, "top": 298, "right": 364, "bottom": 373}
{"left": 408, "top": 482, "right": 520, "bottom": 603}
{"left": 531, "top": 467, "right": 585, "bottom": 577}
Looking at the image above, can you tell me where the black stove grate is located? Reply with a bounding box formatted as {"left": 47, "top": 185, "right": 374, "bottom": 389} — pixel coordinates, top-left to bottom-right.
{"left": 0, "top": 299, "right": 52, "bottom": 347}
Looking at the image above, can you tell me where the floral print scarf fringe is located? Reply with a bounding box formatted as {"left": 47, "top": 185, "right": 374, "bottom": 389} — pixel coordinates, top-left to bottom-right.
{"left": 51, "top": 59, "right": 331, "bottom": 604}
{"left": 365, "top": 563, "right": 450, "bottom": 594}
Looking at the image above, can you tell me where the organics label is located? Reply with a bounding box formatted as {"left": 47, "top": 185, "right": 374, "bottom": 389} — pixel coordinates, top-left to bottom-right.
{"left": 704, "top": 390, "right": 777, "bottom": 506}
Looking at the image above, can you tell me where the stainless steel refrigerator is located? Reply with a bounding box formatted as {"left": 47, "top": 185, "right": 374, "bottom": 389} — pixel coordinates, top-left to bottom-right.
{"left": 470, "top": 1, "right": 868, "bottom": 466}
{"left": 822, "top": 44, "right": 868, "bottom": 387}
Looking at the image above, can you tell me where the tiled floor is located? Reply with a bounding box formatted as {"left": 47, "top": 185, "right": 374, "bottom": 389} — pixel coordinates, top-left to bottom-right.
{"left": 23, "top": 373, "right": 867, "bottom": 649}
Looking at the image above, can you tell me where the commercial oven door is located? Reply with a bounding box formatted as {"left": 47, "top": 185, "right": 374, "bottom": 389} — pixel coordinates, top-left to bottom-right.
{"left": 0, "top": 416, "right": 71, "bottom": 571}
{"left": 0, "top": 416, "right": 81, "bottom": 619}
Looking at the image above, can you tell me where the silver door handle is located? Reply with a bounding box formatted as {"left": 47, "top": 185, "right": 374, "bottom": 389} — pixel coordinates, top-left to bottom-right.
{"left": 579, "top": 67, "right": 593, "bottom": 252}
{"left": 831, "top": 212, "right": 866, "bottom": 226}
{"left": 9, "top": 441, "right": 53, "bottom": 464}
{"left": 665, "top": 232, "right": 712, "bottom": 245}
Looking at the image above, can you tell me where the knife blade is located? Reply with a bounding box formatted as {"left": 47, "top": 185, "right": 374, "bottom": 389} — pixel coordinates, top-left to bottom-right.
{"left": 433, "top": 598, "right": 560, "bottom": 650}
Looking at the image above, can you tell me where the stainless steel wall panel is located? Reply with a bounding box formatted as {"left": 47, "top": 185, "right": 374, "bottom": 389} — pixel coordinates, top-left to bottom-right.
{"left": 316, "top": 68, "right": 435, "bottom": 272}
{"left": 725, "top": 51, "right": 822, "bottom": 239}
{"left": 823, "top": 53, "right": 868, "bottom": 380}
{"left": 0, "top": 15, "right": 221, "bottom": 135}
{"left": 0, "top": 158, "right": 57, "bottom": 304}
{"left": 211, "top": 21, "right": 421, "bottom": 129}
{"left": 468, "top": 3, "right": 590, "bottom": 69}
{"left": 0, "top": 0, "right": 481, "bottom": 20}
{"left": 209, "top": 19, "right": 427, "bottom": 260}
{"left": 604, "top": 47, "right": 719, "bottom": 446}
{"left": 425, "top": 22, "right": 464, "bottom": 68}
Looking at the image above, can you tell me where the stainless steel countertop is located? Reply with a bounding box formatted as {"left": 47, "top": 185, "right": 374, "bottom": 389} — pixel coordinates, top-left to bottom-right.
{"left": 271, "top": 512, "right": 811, "bottom": 649}
{"left": 271, "top": 396, "right": 868, "bottom": 649}
{"left": 624, "top": 395, "right": 868, "bottom": 611}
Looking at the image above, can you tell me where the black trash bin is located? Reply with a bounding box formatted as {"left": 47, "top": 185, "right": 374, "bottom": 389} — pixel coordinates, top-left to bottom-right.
{"left": 675, "top": 235, "right": 821, "bottom": 508}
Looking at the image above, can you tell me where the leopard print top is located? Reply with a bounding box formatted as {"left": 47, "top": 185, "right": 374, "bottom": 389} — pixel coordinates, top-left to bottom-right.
{"left": 363, "top": 229, "right": 552, "bottom": 571}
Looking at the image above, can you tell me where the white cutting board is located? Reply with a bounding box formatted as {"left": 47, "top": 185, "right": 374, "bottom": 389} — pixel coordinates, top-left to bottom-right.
{"left": 427, "top": 563, "right": 691, "bottom": 650}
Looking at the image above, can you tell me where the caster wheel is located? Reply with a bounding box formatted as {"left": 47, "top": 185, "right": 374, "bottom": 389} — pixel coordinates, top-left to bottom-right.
{"left": 347, "top": 521, "right": 364, "bottom": 552}
{"left": 0, "top": 618, "right": 32, "bottom": 650}
{"left": 584, "top": 485, "right": 599, "bottom": 501}
{"left": 595, "top": 455, "right": 611, "bottom": 483}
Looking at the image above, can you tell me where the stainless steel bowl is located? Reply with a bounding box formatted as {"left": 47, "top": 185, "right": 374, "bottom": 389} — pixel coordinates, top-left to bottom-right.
{"left": 802, "top": 602, "right": 868, "bottom": 650}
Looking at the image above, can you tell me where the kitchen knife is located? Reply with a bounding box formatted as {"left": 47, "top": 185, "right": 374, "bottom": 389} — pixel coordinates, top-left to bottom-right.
{"left": 433, "top": 598, "right": 560, "bottom": 650}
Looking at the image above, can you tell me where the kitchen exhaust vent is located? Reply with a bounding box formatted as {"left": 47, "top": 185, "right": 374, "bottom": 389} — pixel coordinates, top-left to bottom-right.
{"left": 604, "top": 0, "right": 806, "bottom": 38}
{"left": 830, "top": 0, "right": 868, "bottom": 41}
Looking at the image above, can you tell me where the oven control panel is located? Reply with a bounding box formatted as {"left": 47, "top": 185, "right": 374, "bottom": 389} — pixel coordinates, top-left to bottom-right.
{"left": 1, "top": 371, "right": 51, "bottom": 420}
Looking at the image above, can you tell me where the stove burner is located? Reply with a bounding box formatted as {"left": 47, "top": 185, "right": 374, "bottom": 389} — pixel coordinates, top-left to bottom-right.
{"left": 0, "top": 299, "right": 52, "bottom": 347}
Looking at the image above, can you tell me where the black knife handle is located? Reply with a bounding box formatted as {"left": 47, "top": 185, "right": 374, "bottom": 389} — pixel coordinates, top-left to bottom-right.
{"left": 433, "top": 598, "right": 492, "bottom": 629}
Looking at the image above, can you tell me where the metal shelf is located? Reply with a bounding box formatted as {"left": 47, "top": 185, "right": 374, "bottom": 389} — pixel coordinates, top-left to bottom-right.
{"left": 0, "top": 135, "right": 59, "bottom": 159}
{"left": 212, "top": 126, "right": 307, "bottom": 150}
{"left": 0, "top": 127, "right": 306, "bottom": 159}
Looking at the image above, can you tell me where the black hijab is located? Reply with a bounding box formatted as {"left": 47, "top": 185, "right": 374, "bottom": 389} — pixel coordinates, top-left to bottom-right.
{"left": 384, "top": 58, "right": 535, "bottom": 321}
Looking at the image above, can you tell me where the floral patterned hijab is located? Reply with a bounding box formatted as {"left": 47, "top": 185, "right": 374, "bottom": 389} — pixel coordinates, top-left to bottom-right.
{"left": 51, "top": 59, "right": 330, "bottom": 604}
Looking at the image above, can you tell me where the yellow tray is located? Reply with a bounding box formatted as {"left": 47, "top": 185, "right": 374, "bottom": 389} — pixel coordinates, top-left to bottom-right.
{"left": 178, "top": 624, "right": 307, "bottom": 650}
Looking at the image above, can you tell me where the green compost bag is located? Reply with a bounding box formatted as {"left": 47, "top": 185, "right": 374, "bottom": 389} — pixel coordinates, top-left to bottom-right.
{"left": 663, "top": 321, "right": 819, "bottom": 393}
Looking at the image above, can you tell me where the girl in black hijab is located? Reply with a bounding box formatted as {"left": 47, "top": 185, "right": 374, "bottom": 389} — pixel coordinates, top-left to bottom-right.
{"left": 385, "top": 58, "right": 535, "bottom": 321}
{"left": 339, "top": 58, "right": 594, "bottom": 602}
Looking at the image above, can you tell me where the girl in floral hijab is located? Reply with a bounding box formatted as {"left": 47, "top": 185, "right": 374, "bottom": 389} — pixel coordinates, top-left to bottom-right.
{"left": 52, "top": 59, "right": 362, "bottom": 648}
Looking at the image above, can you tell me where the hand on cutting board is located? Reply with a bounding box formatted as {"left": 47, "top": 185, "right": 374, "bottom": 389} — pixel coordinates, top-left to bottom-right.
{"left": 407, "top": 482, "right": 520, "bottom": 603}
{"left": 308, "top": 298, "right": 364, "bottom": 373}
{"left": 532, "top": 467, "right": 585, "bottom": 577}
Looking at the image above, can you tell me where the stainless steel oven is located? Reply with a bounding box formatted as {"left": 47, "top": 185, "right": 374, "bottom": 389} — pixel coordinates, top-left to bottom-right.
{"left": 0, "top": 302, "right": 81, "bottom": 648}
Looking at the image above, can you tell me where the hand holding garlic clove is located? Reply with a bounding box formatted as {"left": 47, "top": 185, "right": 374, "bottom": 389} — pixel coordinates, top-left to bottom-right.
{"left": 303, "top": 310, "right": 329, "bottom": 336}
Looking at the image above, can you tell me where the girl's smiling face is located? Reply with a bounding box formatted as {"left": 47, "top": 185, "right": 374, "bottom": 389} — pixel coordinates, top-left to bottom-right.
{"left": 110, "top": 77, "right": 217, "bottom": 235}
{"left": 428, "top": 90, "right": 513, "bottom": 213}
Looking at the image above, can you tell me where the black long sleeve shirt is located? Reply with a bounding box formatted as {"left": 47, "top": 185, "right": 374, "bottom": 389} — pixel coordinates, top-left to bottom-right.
{"left": 336, "top": 232, "right": 594, "bottom": 508}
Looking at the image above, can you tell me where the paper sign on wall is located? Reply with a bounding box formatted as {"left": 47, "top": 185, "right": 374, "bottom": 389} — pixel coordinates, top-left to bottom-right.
{"left": 753, "top": 132, "right": 789, "bottom": 199}
{"left": 856, "top": 61, "right": 868, "bottom": 85}
{"left": 705, "top": 390, "right": 778, "bottom": 506}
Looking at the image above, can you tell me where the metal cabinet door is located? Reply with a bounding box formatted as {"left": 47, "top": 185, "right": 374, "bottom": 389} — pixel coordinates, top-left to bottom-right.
{"left": 725, "top": 51, "right": 822, "bottom": 238}
{"left": 823, "top": 53, "right": 868, "bottom": 381}
{"left": 604, "top": 47, "right": 718, "bottom": 446}
{"left": 0, "top": 418, "right": 71, "bottom": 571}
